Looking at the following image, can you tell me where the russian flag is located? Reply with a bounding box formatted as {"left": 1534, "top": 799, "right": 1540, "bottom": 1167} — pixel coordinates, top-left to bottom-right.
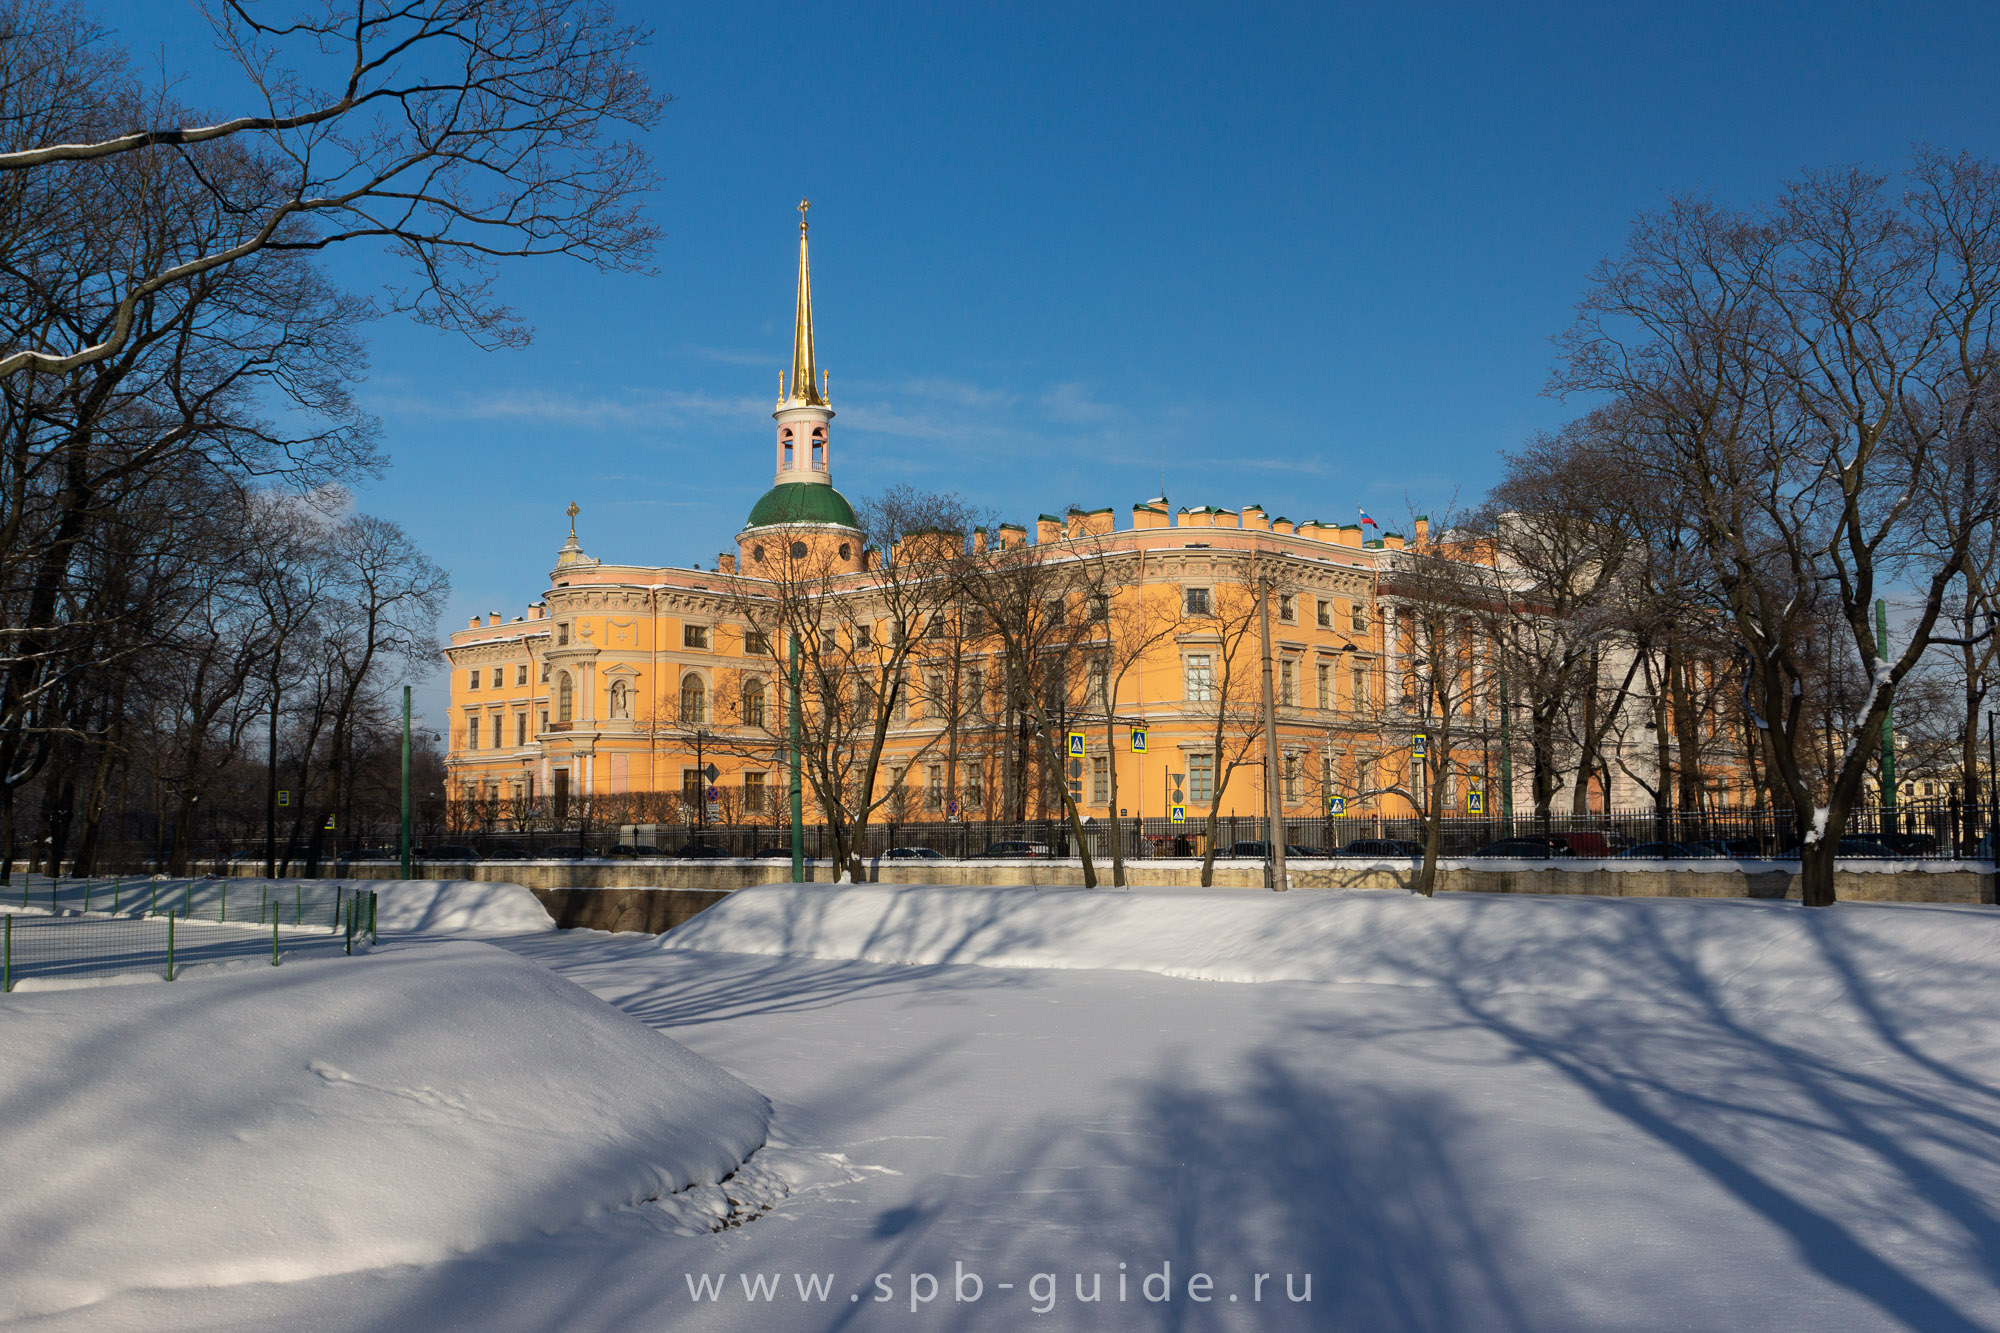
{"left": 1358, "top": 508, "right": 1378, "bottom": 529}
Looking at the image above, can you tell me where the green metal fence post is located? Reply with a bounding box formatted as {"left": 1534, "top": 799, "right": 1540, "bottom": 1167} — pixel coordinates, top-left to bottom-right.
{"left": 83, "top": 878, "right": 91, "bottom": 913}
{"left": 4, "top": 914, "right": 11, "bottom": 992}
{"left": 272, "top": 913, "right": 280, "bottom": 966}
{"left": 369, "top": 891, "right": 376, "bottom": 944}
{"left": 166, "top": 912, "right": 176, "bottom": 981}
{"left": 345, "top": 898, "right": 354, "bottom": 955}
{"left": 334, "top": 886, "right": 343, "bottom": 932}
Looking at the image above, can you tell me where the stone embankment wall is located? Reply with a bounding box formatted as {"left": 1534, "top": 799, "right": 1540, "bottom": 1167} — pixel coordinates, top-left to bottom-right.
{"left": 308, "top": 859, "right": 1997, "bottom": 933}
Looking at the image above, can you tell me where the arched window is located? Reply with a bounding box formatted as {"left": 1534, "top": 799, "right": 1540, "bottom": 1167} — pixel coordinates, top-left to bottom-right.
{"left": 811, "top": 432, "right": 824, "bottom": 469}
{"left": 608, "top": 679, "right": 630, "bottom": 720}
{"left": 782, "top": 432, "right": 794, "bottom": 468}
{"left": 742, "top": 677, "right": 766, "bottom": 728}
{"left": 557, "top": 672, "right": 573, "bottom": 722}
{"left": 680, "top": 673, "right": 705, "bottom": 723}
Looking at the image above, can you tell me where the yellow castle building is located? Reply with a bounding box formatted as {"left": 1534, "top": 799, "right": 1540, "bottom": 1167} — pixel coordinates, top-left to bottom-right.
{"left": 443, "top": 205, "right": 1483, "bottom": 834}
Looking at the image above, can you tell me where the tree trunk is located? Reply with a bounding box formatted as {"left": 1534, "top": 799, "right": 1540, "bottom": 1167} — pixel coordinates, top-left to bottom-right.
{"left": 1799, "top": 834, "right": 1838, "bottom": 908}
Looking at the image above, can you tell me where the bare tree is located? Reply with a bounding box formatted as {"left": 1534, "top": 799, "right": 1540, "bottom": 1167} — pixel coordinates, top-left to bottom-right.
{"left": 1372, "top": 515, "right": 1491, "bottom": 895}
{"left": 1075, "top": 539, "right": 1183, "bottom": 886}
{"left": 953, "top": 519, "right": 1109, "bottom": 885}
{"left": 0, "top": 0, "right": 661, "bottom": 379}
{"left": 1177, "top": 576, "right": 1264, "bottom": 889}
{"left": 719, "top": 489, "right": 973, "bottom": 882}
{"left": 1555, "top": 153, "right": 2000, "bottom": 905}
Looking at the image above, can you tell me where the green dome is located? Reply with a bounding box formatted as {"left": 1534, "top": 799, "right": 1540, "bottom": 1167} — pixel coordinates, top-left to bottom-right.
{"left": 745, "top": 482, "right": 859, "bottom": 530}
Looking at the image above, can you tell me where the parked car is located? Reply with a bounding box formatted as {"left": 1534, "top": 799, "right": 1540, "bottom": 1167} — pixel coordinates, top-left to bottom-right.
{"left": 754, "top": 844, "right": 811, "bottom": 860}
{"left": 1870, "top": 831, "right": 1939, "bottom": 857}
{"left": 537, "top": 844, "right": 588, "bottom": 860}
{"left": 1474, "top": 836, "right": 1575, "bottom": 858}
{"left": 1217, "top": 840, "right": 1315, "bottom": 860}
{"left": 1835, "top": 836, "right": 1896, "bottom": 857}
{"left": 676, "top": 842, "right": 730, "bottom": 859}
{"left": 1613, "top": 841, "right": 1715, "bottom": 859}
{"left": 1685, "top": 837, "right": 1764, "bottom": 858}
{"left": 885, "top": 846, "right": 946, "bottom": 860}
{"left": 605, "top": 844, "right": 663, "bottom": 859}
{"left": 422, "top": 844, "right": 481, "bottom": 861}
{"left": 1339, "top": 838, "right": 1425, "bottom": 857}
{"left": 1557, "top": 831, "right": 1629, "bottom": 858}
{"left": 981, "top": 841, "right": 1052, "bottom": 858}
{"left": 480, "top": 845, "right": 530, "bottom": 860}
{"left": 335, "top": 847, "right": 395, "bottom": 864}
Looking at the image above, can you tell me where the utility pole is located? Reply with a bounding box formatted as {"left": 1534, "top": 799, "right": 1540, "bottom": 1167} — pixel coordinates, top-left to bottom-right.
{"left": 1877, "top": 599, "right": 1897, "bottom": 820}
{"left": 789, "top": 633, "right": 805, "bottom": 882}
{"left": 266, "top": 653, "right": 279, "bottom": 879}
{"left": 400, "top": 685, "right": 413, "bottom": 879}
{"left": 1255, "top": 560, "right": 1289, "bottom": 891}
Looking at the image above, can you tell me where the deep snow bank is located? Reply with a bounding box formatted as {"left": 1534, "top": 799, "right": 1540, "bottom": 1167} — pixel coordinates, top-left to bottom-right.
{"left": 348, "top": 877, "right": 554, "bottom": 934}
{"left": 662, "top": 883, "right": 2000, "bottom": 1009}
{"left": 0, "top": 940, "right": 768, "bottom": 1322}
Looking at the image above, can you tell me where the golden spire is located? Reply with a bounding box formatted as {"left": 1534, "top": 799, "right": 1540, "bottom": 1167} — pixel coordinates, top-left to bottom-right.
{"left": 789, "top": 199, "right": 826, "bottom": 406}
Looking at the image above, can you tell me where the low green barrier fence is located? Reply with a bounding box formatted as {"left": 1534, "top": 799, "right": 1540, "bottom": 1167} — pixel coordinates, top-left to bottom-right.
{"left": 2, "top": 883, "right": 378, "bottom": 992}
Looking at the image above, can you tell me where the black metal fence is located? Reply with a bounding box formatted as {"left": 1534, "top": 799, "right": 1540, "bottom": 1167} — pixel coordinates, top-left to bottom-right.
{"left": 261, "top": 798, "right": 1993, "bottom": 865}
{"left": 1, "top": 879, "right": 378, "bottom": 991}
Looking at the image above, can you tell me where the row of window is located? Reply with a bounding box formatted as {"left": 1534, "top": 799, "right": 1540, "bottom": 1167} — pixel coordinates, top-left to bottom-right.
{"left": 1182, "top": 589, "right": 1369, "bottom": 633}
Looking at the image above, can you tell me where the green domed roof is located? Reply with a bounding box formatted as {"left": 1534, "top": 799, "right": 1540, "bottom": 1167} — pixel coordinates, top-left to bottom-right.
{"left": 745, "top": 482, "right": 859, "bottom": 530}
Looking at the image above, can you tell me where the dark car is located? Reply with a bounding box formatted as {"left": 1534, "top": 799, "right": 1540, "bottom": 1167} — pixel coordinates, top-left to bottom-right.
{"left": 1834, "top": 836, "right": 1896, "bottom": 857}
{"left": 422, "top": 844, "right": 481, "bottom": 862}
{"left": 1685, "top": 838, "right": 1765, "bottom": 859}
{"left": 1475, "top": 836, "right": 1575, "bottom": 858}
{"left": 982, "top": 841, "right": 1052, "bottom": 858}
{"left": 676, "top": 842, "right": 730, "bottom": 859}
{"left": 1871, "top": 831, "right": 1939, "bottom": 857}
{"left": 754, "top": 844, "right": 811, "bottom": 860}
{"left": 1217, "top": 840, "right": 1315, "bottom": 860}
{"left": 1613, "top": 841, "right": 1717, "bottom": 859}
{"left": 1338, "top": 838, "right": 1424, "bottom": 857}
{"left": 605, "top": 844, "right": 663, "bottom": 859}
{"left": 537, "top": 844, "right": 588, "bottom": 860}
{"left": 335, "top": 847, "right": 395, "bottom": 864}
{"left": 885, "top": 846, "right": 946, "bottom": 860}
{"left": 479, "top": 845, "right": 529, "bottom": 860}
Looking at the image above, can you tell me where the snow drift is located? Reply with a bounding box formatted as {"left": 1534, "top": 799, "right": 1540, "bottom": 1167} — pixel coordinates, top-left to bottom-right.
{"left": 662, "top": 882, "right": 2000, "bottom": 1010}
{"left": 359, "top": 877, "right": 555, "bottom": 934}
{"left": 0, "top": 940, "right": 767, "bottom": 1322}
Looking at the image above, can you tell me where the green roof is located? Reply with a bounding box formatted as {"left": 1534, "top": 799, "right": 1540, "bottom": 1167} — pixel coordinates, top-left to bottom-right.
{"left": 745, "top": 482, "right": 858, "bottom": 530}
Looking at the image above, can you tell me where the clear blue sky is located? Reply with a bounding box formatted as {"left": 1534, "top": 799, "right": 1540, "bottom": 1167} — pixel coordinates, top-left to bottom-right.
{"left": 94, "top": 1, "right": 2000, "bottom": 729}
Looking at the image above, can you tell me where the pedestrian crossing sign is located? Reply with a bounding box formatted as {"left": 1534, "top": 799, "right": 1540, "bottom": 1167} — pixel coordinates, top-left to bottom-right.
{"left": 1068, "top": 731, "right": 1086, "bottom": 757}
{"left": 1329, "top": 796, "right": 1346, "bottom": 816}
{"left": 1170, "top": 805, "right": 1187, "bottom": 824}
{"left": 1468, "top": 790, "right": 1485, "bottom": 815}
{"left": 1131, "top": 728, "right": 1148, "bottom": 753}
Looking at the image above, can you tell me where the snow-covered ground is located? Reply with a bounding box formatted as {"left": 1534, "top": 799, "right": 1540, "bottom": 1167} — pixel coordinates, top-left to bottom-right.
{"left": 0, "top": 939, "right": 768, "bottom": 1325}
{"left": 10, "top": 884, "right": 2000, "bottom": 1330}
